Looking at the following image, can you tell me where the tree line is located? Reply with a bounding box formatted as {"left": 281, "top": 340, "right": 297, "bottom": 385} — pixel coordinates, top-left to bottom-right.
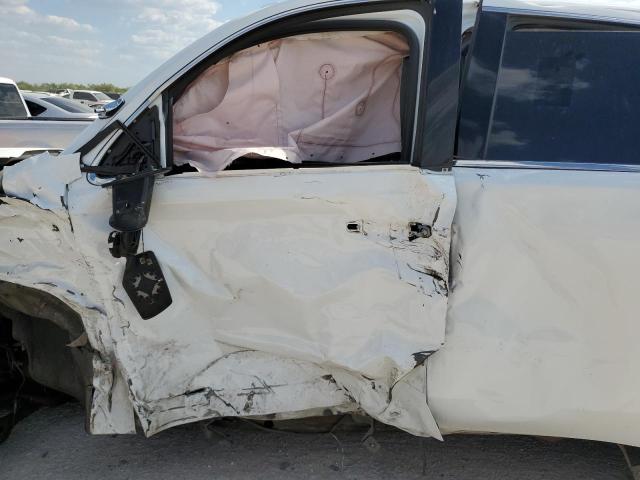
{"left": 16, "top": 81, "right": 128, "bottom": 94}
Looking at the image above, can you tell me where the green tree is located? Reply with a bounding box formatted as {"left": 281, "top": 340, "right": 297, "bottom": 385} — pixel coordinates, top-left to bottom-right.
{"left": 16, "top": 81, "right": 128, "bottom": 94}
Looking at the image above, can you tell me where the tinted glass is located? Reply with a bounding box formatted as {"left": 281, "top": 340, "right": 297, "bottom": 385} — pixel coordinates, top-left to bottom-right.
{"left": 456, "top": 12, "right": 507, "bottom": 159}
{"left": 73, "top": 91, "right": 93, "bottom": 100}
{"left": 0, "top": 84, "right": 28, "bottom": 117}
{"left": 26, "top": 100, "right": 46, "bottom": 116}
{"left": 487, "top": 31, "right": 640, "bottom": 164}
{"left": 43, "top": 96, "right": 93, "bottom": 113}
{"left": 92, "top": 92, "right": 110, "bottom": 101}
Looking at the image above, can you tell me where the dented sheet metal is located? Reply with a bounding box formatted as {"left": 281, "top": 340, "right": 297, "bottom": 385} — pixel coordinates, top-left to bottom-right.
{"left": 428, "top": 167, "right": 640, "bottom": 447}
{"left": 2, "top": 152, "right": 81, "bottom": 210}
{"left": 0, "top": 185, "right": 135, "bottom": 434}
{"left": 53, "top": 164, "right": 454, "bottom": 437}
{"left": 0, "top": 158, "right": 456, "bottom": 438}
{"left": 0, "top": 0, "right": 462, "bottom": 443}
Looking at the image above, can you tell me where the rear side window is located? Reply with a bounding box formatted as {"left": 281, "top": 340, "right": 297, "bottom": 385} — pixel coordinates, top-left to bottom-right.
{"left": 73, "top": 91, "right": 94, "bottom": 100}
{"left": 26, "top": 100, "right": 46, "bottom": 116}
{"left": 0, "top": 84, "right": 28, "bottom": 117}
{"left": 487, "top": 30, "right": 640, "bottom": 164}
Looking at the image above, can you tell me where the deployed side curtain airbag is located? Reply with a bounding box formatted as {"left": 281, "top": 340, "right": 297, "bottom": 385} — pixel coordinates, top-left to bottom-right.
{"left": 173, "top": 31, "right": 409, "bottom": 173}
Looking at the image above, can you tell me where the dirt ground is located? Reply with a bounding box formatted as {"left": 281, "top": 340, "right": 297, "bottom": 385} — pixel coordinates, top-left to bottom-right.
{"left": 0, "top": 403, "right": 631, "bottom": 479}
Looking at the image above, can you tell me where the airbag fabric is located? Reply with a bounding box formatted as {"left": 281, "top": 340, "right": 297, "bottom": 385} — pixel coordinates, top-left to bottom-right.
{"left": 173, "top": 31, "right": 409, "bottom": 173}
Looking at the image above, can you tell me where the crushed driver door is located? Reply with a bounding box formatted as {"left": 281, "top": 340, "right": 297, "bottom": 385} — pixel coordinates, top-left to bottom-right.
{"left": 81, "top": 0, "right": 462, "bottom": 437}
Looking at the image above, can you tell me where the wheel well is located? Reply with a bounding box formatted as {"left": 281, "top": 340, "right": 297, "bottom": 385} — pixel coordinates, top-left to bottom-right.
{"left": 0, "top": 281, "right": 93, "bottom": 405}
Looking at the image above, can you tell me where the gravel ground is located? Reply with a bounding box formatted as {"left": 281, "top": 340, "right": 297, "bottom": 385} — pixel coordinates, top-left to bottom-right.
{"left": 0, "top": 403, "right": 631, "bottom": 480}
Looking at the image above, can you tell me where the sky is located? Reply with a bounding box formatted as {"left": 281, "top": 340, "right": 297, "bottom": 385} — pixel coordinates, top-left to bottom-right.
{"left": 0, "top": 0, "right": 267, "bottom": 87}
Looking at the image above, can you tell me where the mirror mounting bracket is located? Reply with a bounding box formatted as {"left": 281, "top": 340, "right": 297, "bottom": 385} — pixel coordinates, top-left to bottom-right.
{"left": 84, "top": 109, "right": 172, "bottom": 319}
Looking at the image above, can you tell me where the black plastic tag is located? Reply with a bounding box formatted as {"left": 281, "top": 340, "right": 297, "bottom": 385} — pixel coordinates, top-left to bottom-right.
{"left": 122, "top": 251, "right": 172, "bottom": 320}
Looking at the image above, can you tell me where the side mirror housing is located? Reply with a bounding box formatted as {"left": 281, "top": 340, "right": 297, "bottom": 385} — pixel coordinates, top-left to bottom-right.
{"left": 95, "top": 97, "right": 125, "bottom": 119}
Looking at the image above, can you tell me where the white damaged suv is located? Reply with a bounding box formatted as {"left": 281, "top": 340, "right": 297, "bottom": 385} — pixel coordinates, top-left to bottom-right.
{"left": 2, "top": 0, "right": 640, "bottom": 449}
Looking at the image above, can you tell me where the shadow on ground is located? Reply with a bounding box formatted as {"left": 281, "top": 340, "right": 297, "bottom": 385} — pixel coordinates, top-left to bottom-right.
{"left": 0, "top": 403, "right": 630, "bottom": 479}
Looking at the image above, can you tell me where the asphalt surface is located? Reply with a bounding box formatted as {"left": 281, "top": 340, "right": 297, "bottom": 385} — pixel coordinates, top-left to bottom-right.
{"left": 0, "top": 403, "right": 631, "bottom": 479}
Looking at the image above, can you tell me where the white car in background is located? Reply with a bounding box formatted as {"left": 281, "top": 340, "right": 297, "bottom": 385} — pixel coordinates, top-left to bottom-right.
{"left": 0, "top": 79, "right": 93, "bottom": 166}
{"left": 59, "top": 89, "right": 113, "bottom": 108}
{"left": 22, "top": 92, "right": 98, "bottom": 120}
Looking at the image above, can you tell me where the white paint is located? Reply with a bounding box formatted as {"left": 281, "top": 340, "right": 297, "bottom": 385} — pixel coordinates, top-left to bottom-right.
{"left": 64, "top": 165, "right": 455, "bottom": 436}
{"left": 0, "top": 195, "right": 136, "bottom": 434}
{"left": 484, "top": 0, "right": 640, "bottom": 24}
{"left": 4, "top": 0, "right": 640, "bottom": 448}
{"left": 21, "top": 0, "right": 456, "bottom": 437}
{"left": 0, "top": 0, "right": 458, "bottom": 438}
{"left": 0, "top": 147, "right": 58, "bottom": 162}
{"left": 428, "top": 167, "right": 640, "bottom": 447}
{"left": 461, "top": 1, "right": 480, "bottom": 32}
{"left": 0, "top": 119, "right": 89, "bottom": 158}
{"left": 2, "top": 152, "right": 81, "bottom": 209}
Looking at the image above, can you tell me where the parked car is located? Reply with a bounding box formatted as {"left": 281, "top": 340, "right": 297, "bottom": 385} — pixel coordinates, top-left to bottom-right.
{"left": 0, "top": 80, "right": 94, "bottom": 166}
{"left": 22, "top": 92, "right": 98, "bottom": 120}
{"left": 2, "top": 0, "right": 640, "bottom": 453}
{"left": 59, "top": 89, "right": 113, "bottom": 108}
{"left": 105, "top": 92, "right": 122, "bottom": 100}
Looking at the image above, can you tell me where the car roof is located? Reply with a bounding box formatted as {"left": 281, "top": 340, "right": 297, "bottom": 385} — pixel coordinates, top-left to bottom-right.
{"left": 485, "top": 0, "right": 640, "bottom": 24}
{"left": 22, "top": 92, "right": 49, "bottom": 100}
{"left": 0, "top": 77, "right": 18, "bottom": 86}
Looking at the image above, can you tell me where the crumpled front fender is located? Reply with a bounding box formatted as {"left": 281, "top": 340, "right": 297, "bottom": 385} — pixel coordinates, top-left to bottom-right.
{"left": 0, "top": 153, "right": 136, "bottom": 434}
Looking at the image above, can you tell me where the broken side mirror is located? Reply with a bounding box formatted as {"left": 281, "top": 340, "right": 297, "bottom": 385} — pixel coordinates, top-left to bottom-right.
{"left": 110, "top": 175, "right": 154, "bottom": 232}
{"left": 82, "top": 106, "right": 172, "bottom": 319}
{"left": 95, "top": 97, "right": 124, "bottom": 118}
